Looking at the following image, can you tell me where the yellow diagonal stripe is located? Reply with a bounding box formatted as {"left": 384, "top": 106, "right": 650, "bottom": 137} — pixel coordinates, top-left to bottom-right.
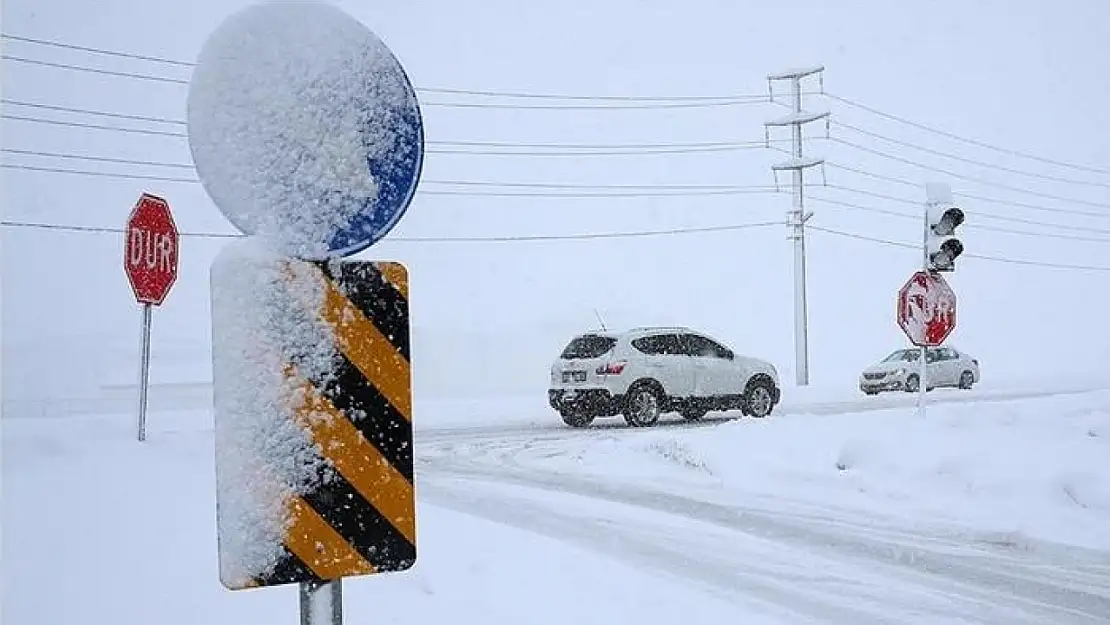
{"left": 283, "top": 496, "right": 376, "bottom": 579}
{"left": 375, "top": 262, "right": 409, "bottom": 300}
{"left": 291, "top": 377, "right": 417, "bottom": 546}
{"left": 316, "top": 271, "right": 412, "bottom": 422}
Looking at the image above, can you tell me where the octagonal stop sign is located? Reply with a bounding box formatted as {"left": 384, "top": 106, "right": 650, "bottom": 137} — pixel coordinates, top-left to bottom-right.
{"left": 897, "top": 270, "right": 957, "bottom": 347}
{"left": 124, "top": 193, "right": 180, "bottom": 306}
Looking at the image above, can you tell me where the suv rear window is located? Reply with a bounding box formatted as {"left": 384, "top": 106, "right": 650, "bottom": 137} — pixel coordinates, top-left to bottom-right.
{"left": 560, "top": 335, "right": 617, "bottom": 359}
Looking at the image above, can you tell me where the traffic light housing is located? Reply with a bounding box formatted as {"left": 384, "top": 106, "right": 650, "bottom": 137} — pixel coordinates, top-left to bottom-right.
{"left": 926, "top": 203, "right": 964, "bottom": 272}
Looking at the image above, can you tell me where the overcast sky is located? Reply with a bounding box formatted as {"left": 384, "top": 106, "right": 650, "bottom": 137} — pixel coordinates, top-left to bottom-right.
{"left": 3, "top": 0, "right": 1109, "bottom": 401}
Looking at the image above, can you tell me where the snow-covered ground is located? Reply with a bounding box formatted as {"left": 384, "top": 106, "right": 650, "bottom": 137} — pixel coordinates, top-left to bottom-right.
{"left": 4, "top": 384, "right": 1109, "bottom": 625}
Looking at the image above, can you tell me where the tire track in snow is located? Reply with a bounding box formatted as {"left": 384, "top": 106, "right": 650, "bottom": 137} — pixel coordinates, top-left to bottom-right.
{"left": 420, "top": 460, "right": 1110, "bottom": 625}
{"left": 420, "top": 477, "right": 924, "bottom": 625}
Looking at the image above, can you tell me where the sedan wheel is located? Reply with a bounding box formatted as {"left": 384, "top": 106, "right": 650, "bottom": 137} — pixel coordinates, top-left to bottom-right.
{"left": 745, "top": 383, "right": 775, "bottom": 418}
{"left": 959, "top": 371, "right": 975, "bottom": 390}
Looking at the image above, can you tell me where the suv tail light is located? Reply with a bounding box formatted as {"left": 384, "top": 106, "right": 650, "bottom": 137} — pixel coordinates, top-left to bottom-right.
{"left": 596, "top": 361, "right": 627, "bottom": 376}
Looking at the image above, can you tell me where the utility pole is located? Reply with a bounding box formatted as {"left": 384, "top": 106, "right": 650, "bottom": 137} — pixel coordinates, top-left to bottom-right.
{"left": 764, "top": 66, "right": 828, "bottom": 387}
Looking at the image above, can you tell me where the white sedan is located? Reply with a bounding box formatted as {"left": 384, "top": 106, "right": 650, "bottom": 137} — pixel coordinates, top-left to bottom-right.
{"left": 859, "top": 347, "right": 980, "bottom": 395}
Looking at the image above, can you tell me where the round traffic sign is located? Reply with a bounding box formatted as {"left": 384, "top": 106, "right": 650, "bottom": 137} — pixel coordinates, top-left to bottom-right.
{"left": 186, "top": 1, "right": 424, "bottom": 260}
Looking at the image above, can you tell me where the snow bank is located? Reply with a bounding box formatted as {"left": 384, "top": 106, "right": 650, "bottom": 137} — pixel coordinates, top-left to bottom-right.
{"left": 187, "top": 0, "right": 421, "bottom": 259}
{"left": 209, "top": 237, "right": 338, "bottom": 587}
{"left": 549, "top": 392, "right": 1110, "bottom": 550}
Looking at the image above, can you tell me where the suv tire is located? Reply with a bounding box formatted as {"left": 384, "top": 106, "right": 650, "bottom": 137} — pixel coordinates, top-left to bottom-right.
{"left": 624, "top": 382, "right": 663, "bottom": 427}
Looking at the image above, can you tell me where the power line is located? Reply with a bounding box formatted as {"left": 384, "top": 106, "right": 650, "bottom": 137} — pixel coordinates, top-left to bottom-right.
{"left": 823, "top": 184, "right": 1110, "bottom": 235}
{"left": 2, "top": 114, "right": 187, "bottom": 138}
{"left": 1, "top": 33, "right": 194, "bottom": 66}
{"left": 1, "top": 106, "right": 783, "bottom": 152}
{"left": 2, "top": 148, "right": 193, "bottom": 169}
{"left": 8, "top": 215, "right": 1107, "bottom": 269}
{"left": 0, "top": 163, "right": 791, "bottom": 197}
{"left": 2, "top": 55, "right": 189, "bottom": 84}
{"left": 420, "top": 99, "right": 767, "bottom": 110}
{"left": 825, "top": 92, "right": 1110, "bottom": 177}
{"left": 411, "top": 86, "right": 775, "bottom": 102}
{"left": 0, "top": 33, "right": 782, "bottom": 103}
{"left": 823, "top": 162, "right": 1110, "bottom": 221}
{"left": 0, "top": 218, "right": 782, "bottom": 242}
{"left": 828, "top": 136, "right": 1110, "bottom": 213}
{"left": 808, "top": 194, "right": 1110, "bottom": 244}
{"left": 428, "top": 144, "right": 773, "bottom": 156}
{"left": 2, "top": 163, "right": 196, "bottom": 184}
{"left": 829, "top": 120, "right": 1110, "bottom": 189}
{"left": 1, "top": 54, "right": 768, "bottom": 110}
{"left": 2, "top": 99, "right": 186, "bottom": 125}
{"left": 809, "top": 225, "right": 1110, "bottom": 271}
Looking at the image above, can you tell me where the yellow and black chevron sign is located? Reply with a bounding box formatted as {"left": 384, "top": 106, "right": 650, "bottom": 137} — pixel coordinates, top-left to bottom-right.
{"left": 233, "top": 259, "right": 415, "bottom": 590}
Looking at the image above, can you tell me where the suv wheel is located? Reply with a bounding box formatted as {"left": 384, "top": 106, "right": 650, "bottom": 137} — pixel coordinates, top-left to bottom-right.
{"left": 744, "top": 380, "right": 776, "bottom": 419}
{"left": 624, "top": 384, "right": 662, "bottom": 427}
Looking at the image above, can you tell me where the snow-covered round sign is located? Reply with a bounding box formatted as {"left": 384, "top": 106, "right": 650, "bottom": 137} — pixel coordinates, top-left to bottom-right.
{"left": 186, "top": 0, "right": 424, "bottom": 259}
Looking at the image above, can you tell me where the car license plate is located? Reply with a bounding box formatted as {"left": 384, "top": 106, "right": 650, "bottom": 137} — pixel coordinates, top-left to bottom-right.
{"left": 562, "top": 370, "right": 587, "bottom": 383}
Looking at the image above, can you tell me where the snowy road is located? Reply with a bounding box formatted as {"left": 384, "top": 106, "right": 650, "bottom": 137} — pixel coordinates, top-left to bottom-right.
{"left": 421, "top": 466, "right": 1110, "bottom": 625}
{"left": 415, "top": 384, "right": 1110, "bottom": 625}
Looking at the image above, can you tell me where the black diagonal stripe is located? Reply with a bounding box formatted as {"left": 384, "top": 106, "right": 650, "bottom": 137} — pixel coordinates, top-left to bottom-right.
{"left": 255, "top": 545, "right": 322, "bottom": 587}
{"left": 296, "top": 350, "right": 413, "bottom": 483}
{"left": 316, "top": 261, "right": 410, "bottom": 361}
{"left": 301, "top": 465, "right": 417, "bottom": 573}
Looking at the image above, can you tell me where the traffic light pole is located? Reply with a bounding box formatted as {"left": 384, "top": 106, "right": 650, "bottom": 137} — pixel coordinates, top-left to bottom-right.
{"left": 918, "top": 206, "right": 930, "bottom": 419}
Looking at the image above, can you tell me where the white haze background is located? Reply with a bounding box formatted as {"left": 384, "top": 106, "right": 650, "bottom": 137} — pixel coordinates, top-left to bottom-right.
{"left": 4, "top": 0, "right": 1110, "bottom": 413}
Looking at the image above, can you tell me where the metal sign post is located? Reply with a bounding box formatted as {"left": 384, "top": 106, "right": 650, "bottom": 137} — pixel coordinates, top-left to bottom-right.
{"left": 137, "top": 303, "right": 153, "bottom": 441}
{"left": 300, "top": 580, "right": 342, "bottom": 625}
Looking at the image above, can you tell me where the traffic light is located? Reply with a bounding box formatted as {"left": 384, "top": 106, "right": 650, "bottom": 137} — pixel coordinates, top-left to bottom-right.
{"left": 926, "top": 202, "right": 965, "bottom": 272}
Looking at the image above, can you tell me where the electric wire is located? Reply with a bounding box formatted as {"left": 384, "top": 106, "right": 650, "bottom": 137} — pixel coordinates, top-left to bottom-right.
{"left": 0, "top": 163, "right": 791, "bottom": 197}
{"left": 828, "top": 136, "right": 1110, "bottom": 212}
{"left": 809, "top": 225, "right": 1110, "bottom": 271}
{"left": 829, "top": 120, "right": 1110, "bottom": 189}
{"left": 0, "top": 218, "right": 783, "bottom": 242}
{"left": 824, "top": 91, "right": 1110, "bottom": 176}
{"left": 0, "top": 55, "right": 772, "bottom": 110}
{"left": 823, "top": 162, "right": 1110, "bottom": 221}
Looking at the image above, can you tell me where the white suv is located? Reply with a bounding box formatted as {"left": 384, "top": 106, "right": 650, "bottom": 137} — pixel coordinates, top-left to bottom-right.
{"left": 548, "top": 326, "right": 781, "bottom": 427}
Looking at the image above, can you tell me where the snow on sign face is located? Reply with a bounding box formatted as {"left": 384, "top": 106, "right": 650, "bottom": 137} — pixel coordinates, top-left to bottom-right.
{"left": 187, "top": 1, "right": 424, "bottom": 260}
{"left": 210, "top": 236, "right": 417, "bottom": 589}
{"left": 210, "top": 237, "right": 337, "bottom": 587}
{"left": 898, "top": 271, "right": 957, "bottom": 347}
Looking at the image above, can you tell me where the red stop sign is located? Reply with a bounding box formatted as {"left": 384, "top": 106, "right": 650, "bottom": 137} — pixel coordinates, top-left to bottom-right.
{"left": 897, "top": 271, "right": 957, "bottom": 347}
{"left": 124, "top": 193, "right": 180, "bottom": 306}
